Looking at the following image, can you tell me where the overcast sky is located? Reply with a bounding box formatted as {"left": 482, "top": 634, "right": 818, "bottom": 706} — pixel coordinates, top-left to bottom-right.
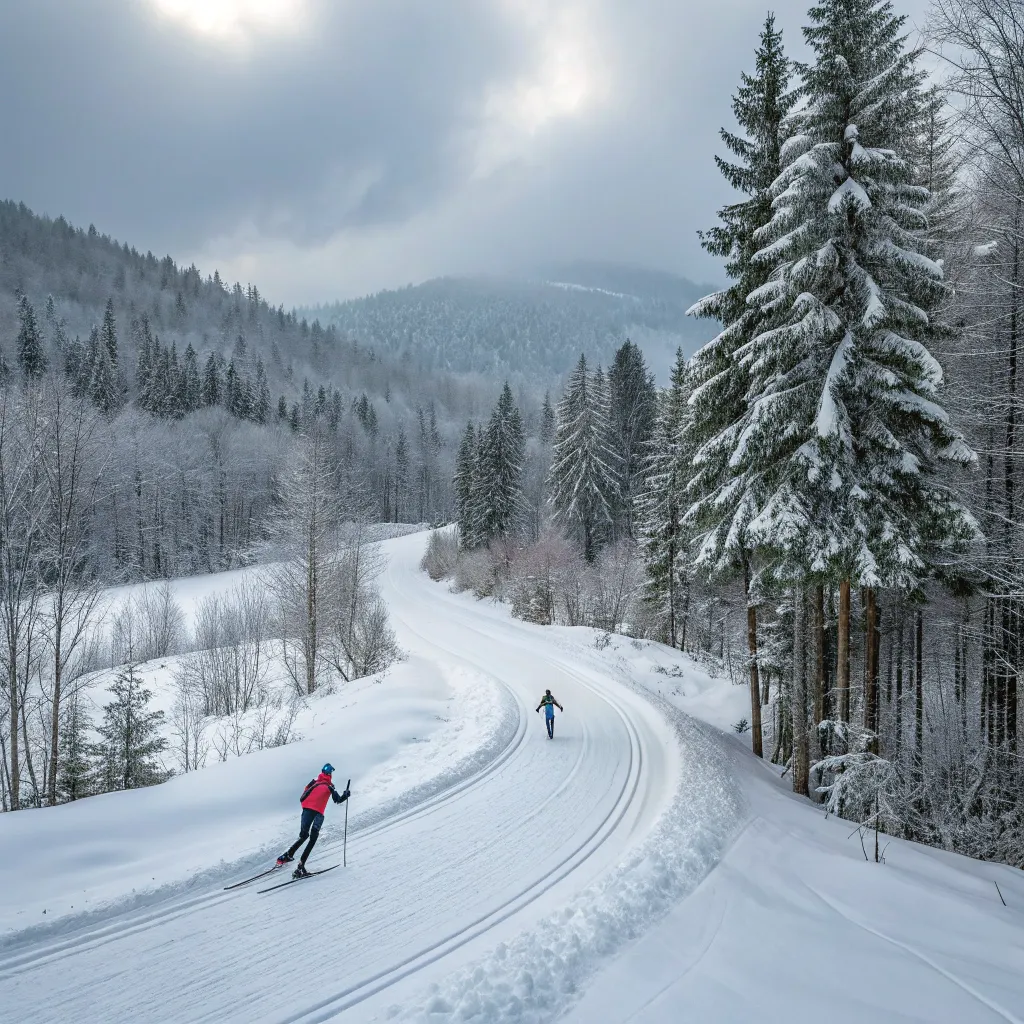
{"left": 0, "top": 0, "right": 934, "bottom": 305}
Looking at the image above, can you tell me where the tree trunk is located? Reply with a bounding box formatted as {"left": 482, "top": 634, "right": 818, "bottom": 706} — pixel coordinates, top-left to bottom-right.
{"left": 8, "top": 652, "right": 18, "bottom": 810}
{"left": 813, "top": 584, "right": 825, "bottom": 757}
{"left": 864, "top": 587, "right": 879, "bottom": 753}
{"left": 837, "top": 579, "right": 851, "bottom": 731}
{"left": 792, "top": 588, "right": 809, "bottom": 796}
{"left": 47, "top": 604, "right": 63, "bottom": 805}
{"left": 742, "top": 556, "right": 763, "bottom": 758}
{"left": 895, "top": 610, "right": 904, "bottom": 757}
{"left": 915, "top": 609, "right": 924, "bottom": 764}
{"left": 667, "top": 535, "right": 677, "bottom": 649}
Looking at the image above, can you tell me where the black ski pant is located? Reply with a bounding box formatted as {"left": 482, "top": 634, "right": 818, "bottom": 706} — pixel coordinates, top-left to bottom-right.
{"left": 286, "top": 808, "right": 324, "bottom": 864}
{"left": 545, "top": 715, "right": 554, "bottom": 739}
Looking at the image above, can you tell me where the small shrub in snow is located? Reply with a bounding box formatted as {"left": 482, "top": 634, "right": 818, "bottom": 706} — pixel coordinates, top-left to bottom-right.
{"left": 111, "top": 583, "right": 188, "bottom": 666}
{"left": 452, "top": 547, "right": 496, "bottom": 598}
{"left": 420, "top": 527, "right": 460, "bottom": 580}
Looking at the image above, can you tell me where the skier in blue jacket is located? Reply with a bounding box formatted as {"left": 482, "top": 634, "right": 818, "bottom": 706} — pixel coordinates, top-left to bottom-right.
{"left": 536, "top": 690, "right": 563, "bottom": 739}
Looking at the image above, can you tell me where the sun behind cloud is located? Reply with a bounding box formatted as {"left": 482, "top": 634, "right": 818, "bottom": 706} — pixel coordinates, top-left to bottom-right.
{"left": 149, "top": 0, "right": 306, "bottom": 42}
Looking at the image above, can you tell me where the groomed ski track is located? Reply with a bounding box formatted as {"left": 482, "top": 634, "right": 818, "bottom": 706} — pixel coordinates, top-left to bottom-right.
{"left": 0, "top": 532, "right": 680, "bottom": 1024}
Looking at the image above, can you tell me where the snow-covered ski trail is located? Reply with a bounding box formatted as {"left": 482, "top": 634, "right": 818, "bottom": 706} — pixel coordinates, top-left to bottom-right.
{"left": 0, "top": 532, "right": 680, "bottom": 1024}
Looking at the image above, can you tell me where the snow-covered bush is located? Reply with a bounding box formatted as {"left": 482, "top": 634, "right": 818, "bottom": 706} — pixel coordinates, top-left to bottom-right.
{"left": 507, "top": 530, "right": 577, "bottom": 624}
{"left": 110, "top": 582, "right": 188, "bottom": 665}
{"left": 420, "top": 527, "right": 460, "bottom": 580}
{"left": 185, "top": 579, "right": 272, "bottom": 716}
{"left": 452, "top": 546, "right": 497, "bottom": 598}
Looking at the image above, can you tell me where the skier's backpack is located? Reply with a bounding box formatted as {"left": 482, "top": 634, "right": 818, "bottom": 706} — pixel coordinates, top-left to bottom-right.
{"left": 300, "top": 779, "right": 319, "bottom": 803}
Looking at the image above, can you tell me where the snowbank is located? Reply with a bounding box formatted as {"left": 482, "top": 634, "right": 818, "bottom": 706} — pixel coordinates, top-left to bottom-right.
{"left": 566, "top": 736, "right": 1024, "bottom": 1024}
{"left": 562, "top": 640, "right": 1024, "bottom": 1024}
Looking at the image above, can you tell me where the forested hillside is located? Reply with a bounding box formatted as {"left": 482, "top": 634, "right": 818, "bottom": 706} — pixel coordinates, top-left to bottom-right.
{"left": 304, "top": 262, "right": 711, "bottom": 383}
{"left": 0, "top": 200, "right": 557, "bottom": 580}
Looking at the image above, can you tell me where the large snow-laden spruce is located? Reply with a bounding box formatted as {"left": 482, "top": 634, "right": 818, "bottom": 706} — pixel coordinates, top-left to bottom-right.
{"left": 679, "top": 17, "right": 795, "bottom": 760}
{"left": 685, "top": 15, "right": 796, "bottom": 585}
{"left": 548, "top": 354, "right": 621, "bottom": 561}
{"left": 737, "top": 0, "right": 976, "bottom": 591}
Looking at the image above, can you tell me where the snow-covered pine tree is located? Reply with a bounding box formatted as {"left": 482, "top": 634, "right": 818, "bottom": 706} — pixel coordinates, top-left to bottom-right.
{"left": 202, "top": 352, "right": 221, "bottom": 407}
{"left": 236, "top": 374, "right": 253, "bottom": 422}
{"left": 92, "top": 665, "right": 169, "bottom": 792}
{"left": 90, "top": 340, "right": 119, "bottom": 415}
{"left": 744, "top": 0, "right": 976, "bottom": 771}
{"left": 135, "top": 326, "right": 155, "bottom": 412}
{"left": 57, "top": 693, "right": 93, "bottom": 802}
{"left": 686, "top": 14, "right": 796, "bottom": 758}
{"left": 548, "top": 354, "right": 620, "bottom": 561}
{"left": 608, "top": 339, "right": 657, "bottom": 540}
{"left": 638, "top": 348, "right": 693, "bottom": 649}
{"left": 540, "top": 391, "right": 556, "bottom": 445}
{"left": 394, "top": 430, "right": 410, "bottom": 521}
{"left": 224, "top": 360, "right": 239, "bottom": 415}
{"left": 253, "top": 358, "right": 271, "bottom": 424}
{"left": 183, "top": 343, "right": 203, "bottom": 414}
{"left": 480, "top": 382, "right": 527, "bottom": 543}
{"left": 101, "top": 297, "right": 118, "bottom": 367}
{"left": 45, "top": 294, "right": 69, "bottom": 361}
{"left": 16, "top": 294, "right": 48, "bottom": 379}
{"left": 467, "top": 424, "right": 490, "bottom": 548}
{"left": 164, "top": 341, "right": 183, "bottom": 418}
{"left": 454, "top": 420, "right": 477, "bottom": 546}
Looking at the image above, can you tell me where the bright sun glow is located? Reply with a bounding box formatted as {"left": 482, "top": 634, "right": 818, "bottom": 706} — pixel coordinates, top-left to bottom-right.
{"left": 475, "top": 1, "right": 608, "bottom": 178}
{"left": 150, "top": 0, "right": 304, "bottom": 41}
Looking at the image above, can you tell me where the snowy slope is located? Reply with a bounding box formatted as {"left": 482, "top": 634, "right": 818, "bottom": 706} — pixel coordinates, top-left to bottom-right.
{"left": 0, "top": 532, "right": 689, "bottom": 1023}
{"left": 563, "top": 638, "right": 1024, "bottom": 1024}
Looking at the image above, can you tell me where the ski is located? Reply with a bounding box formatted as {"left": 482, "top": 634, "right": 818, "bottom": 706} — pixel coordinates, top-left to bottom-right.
{"left": 224, "top": 864, "right": 286, "bottom": 890}
{"left": 257, "top": 864, "right": 340, "bottom": 894}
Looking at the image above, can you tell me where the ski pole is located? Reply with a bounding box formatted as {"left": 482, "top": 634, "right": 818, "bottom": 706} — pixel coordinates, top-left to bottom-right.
{"left": 343, "top": 778, "right": 351, "bottom": 867}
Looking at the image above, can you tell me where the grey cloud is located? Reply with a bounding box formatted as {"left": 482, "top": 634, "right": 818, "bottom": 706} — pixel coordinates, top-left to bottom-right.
{"left": 1, "top": 0, "right": 522, "bottom": 249}
{"left": 0, "top": 0, "right": 937, "bottom": 301}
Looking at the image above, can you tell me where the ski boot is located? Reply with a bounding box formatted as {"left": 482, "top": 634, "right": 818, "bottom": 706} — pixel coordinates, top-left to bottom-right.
{"left": 292, "top": 863, "right": 311, "bottom": 879}
{"left": 276, "top": 853, "right": 294, "bottom": 866}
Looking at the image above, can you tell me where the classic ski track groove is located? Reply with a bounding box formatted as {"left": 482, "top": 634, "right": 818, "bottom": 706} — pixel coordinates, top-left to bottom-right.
{"left": 273, "top": 660, "right": 645, "bottom": 1024}
{"left": 0, "top": 675, "right": 529, "bottom": 978}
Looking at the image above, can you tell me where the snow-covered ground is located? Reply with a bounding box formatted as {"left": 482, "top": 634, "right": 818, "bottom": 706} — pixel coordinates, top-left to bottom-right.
{"left": 2, "top": 529, "right": 1022, "bottom": 1024}
{"left": 567, "top": 635, "right": 1024, "bottom": 1024}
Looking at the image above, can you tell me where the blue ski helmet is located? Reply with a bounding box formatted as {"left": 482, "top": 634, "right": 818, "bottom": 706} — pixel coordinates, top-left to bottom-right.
{"left": 322, "top": 763, "right": 335, "bottom": 775}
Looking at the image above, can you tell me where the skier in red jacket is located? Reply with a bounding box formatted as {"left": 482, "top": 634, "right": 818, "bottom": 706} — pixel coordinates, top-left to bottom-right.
{"left": 277, "top": 764, "right": 350, "bottom": 878}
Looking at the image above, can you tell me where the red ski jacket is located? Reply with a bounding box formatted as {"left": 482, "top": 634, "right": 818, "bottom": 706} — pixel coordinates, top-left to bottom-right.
{"left": 300, "top": 772, "right": 342, "bottom": 814}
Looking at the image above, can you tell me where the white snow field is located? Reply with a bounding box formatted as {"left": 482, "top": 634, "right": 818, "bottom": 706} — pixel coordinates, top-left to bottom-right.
{"left": 2, "top": 530, "right": 1023, "bottom": 1023}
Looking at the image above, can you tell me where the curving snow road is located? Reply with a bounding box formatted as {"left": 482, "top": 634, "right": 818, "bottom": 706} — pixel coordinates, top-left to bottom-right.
{"left": 0, "top": 532, "right": 681, "bottom": 1024}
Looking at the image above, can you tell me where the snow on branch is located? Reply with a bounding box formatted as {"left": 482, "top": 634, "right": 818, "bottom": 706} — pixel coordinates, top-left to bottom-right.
{"left": 828, "top": 177, "right": 872, "bottom": 214}
{"left": 817, "top": 333, "right": 853, "bottom": 439}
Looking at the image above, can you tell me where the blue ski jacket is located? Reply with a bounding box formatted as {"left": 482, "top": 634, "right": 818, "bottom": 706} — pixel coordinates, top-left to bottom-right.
{"left": 537, "top": 694, "right": 562, "bottom": 719}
